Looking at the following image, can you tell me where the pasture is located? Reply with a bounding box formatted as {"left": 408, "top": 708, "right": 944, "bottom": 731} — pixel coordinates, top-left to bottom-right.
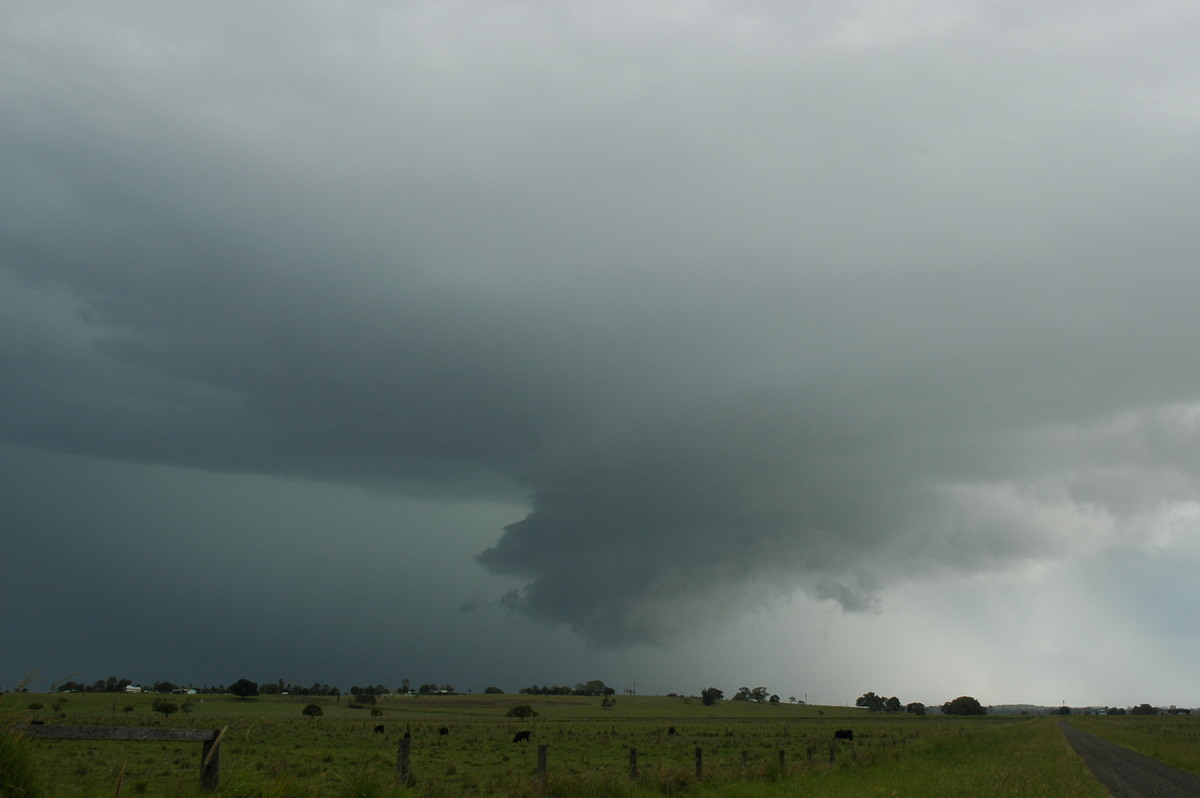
{"left": 1, "top": 692, "right": 1126, "bottom": 797}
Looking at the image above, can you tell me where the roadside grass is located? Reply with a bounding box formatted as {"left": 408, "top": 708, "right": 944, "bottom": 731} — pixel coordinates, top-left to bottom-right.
{"left": 2, "top": 694, "right": 1110, "bottom": 797}
{"left": 1069, "top": 715, "right": 1200, "bottom": 776}
{"left": 1, "top": 717, "right": 47, "bottom": 797}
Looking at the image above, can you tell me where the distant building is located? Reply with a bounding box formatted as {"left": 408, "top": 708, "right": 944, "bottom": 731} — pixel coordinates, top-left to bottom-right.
{"left": 124, "top": 685, "right": 143, "bottom": 693}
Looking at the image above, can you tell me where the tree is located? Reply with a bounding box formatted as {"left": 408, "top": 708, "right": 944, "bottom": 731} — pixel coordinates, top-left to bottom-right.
{"left": 769, "top": 694, "right": 781, "bottom": 704}
{"left": 303, "top": 704, "right": 323, "bottom": 719}
{"left": 229, "top": 679, "right": 259, "bottom": 699}
{"left": 700, "top": 687, "right": 723, "bottom": 706}
{"left": 1057, "top": 705, "right": 1072, "bottom": 715}
{"left": 941, "top": 696, "right": 986, "bottom": 716}
{"left": 151, "top": 697, "right": 179, "bottom": 719}
{"left": 884, "top": 696, "right": 903, "bottom": 713}
{"left": 506, "top": 705, "right": 538, "bottom": 721}
{"left": 906, "top": 702, "right": 926, "bottom": 715}
{"left": 856, "top": 692, "right": 886, "bottom": 712}
{"left": 484, "top": 686, "right": 504, "bottom": 694}
{"left": 1130, "top": 703, "right": 1158, "bottom": 715}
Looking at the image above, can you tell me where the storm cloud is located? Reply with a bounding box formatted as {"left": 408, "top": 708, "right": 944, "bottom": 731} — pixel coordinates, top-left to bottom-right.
{"left": 5, "top": 0, "right": 1200, "bottom": 695}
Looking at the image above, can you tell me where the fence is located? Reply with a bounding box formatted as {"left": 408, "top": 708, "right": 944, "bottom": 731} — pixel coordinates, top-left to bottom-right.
{"left": 396, "top": 739, "right": 850, "bottom": 784}
{"left": 22, "top": 724, "right": 226, "bottom": 791}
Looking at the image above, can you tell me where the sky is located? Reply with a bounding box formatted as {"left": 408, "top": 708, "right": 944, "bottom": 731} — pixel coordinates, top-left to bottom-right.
{"left": 4, "top": 0, "right": 1200, "bottom": 709}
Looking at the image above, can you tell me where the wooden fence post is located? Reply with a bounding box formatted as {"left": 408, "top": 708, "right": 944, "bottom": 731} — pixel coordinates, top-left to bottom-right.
{"left": 694, "top": 747, "right": 703, "bottom": 779}
{"left": 396, "top": 736, "right": 413, "bottom": 785}
{"left": 778, "top": 749, "right": 786, "bottom": 770}
{"left": 199, "top": 727, "right": 226, "bottom": 791}
{"left": 741, "top": 750, "right": 749, "bottom": 771}
{"left": 629, "top": 747, "right": 638, "bottom": 778}
{"left": 537, "top": 744, "right": 548, "bottom": 779}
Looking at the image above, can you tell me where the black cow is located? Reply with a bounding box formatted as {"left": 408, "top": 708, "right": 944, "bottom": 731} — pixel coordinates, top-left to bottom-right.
{"left": 834, "top": 729, "right": 853, "bottom": 741}
{"left": 438, "top": 726, "right": 450, "bottom": 736}
{"left": 667, "top": 726, "right": 676, "bottom": 736}
{"left": 512, "top": 730, "right": 532, "bottom": 743}
{"left": 373, "top": 725, "right": 385, "bottom": 734}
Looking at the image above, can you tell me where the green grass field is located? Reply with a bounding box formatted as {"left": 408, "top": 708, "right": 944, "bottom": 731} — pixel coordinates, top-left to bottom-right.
{"left": 0, "top": 692, "right": 1133, "bottom": 797}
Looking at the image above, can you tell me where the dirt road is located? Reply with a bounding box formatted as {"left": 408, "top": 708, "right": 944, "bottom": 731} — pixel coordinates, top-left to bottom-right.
{"left": 1060, "top": 720, "right": 1200, "bottom": 798}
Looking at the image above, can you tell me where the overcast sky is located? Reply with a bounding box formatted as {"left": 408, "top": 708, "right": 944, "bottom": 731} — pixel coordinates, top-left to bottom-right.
{"left": 4, "top": 0, "right": 1200, "bottom": 708}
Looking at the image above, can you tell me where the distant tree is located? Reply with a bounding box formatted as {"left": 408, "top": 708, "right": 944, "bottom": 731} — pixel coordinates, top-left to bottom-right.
{"left": 484, "top": 686, "right": 504, "bottom": 694}
{"left": 856, "top": 692, "right": 886, "bottom": 712}
{"left": 749, "top": 687, "right": 770, "bottom": 703}
{"left": 733, "top": 687, "right": 752, "bottom": 702}
{"left": 1106, "top": 707, "right": 1127, "bottom": 716}
{"left": 769, "top": 694, "right": 781, "bottom": 704}
{"left": 941, "top": 696, "right": 986, "bottom": 716}
{"left": 572, "top": 680, "right": 612, "bottom": 697}
{"left": 506, "top": 705, "right": 538, "bottom": 721}
{"left": 906, "top": 702, "right": 926, "bottom": 715}
{"left": 600, "top": 695, "right": 616, "bottom": 708}
{"left": 371, "top": 708, "right": 383, "bottom": 717}
{"left": 229, "top": 679, "right": 259, "bottom": 699}
{"left": 1130, "top": 703, "right": 1158, "bottom": 715}
{"left": 181, "top": 700, "right": 194, "bottom": 715}
{"left": 303, "top": 704, "right": 323, "bottom": 719}
{"left": 1057, "top": 706, "right": 1072, "bottom": 715}
{"left": 701, "top": 687, "right": 724, "bottom": 706}
{"left": 151, "top": 697, "right": 179, "bottom": 719}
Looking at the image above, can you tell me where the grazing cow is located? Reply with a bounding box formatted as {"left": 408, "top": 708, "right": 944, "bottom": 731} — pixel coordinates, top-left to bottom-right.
{"left": 512, "top": 730, "right": 532, "bottom": 743}
{"left": 667, "top": 726, "right": 676, "bottom": 736}
{"left": 833, "top": 729, "right": 853, "bottom": 741}
{"left": 438, "top": 726, "right": 449, "bottom": 736}
{"left": 373, "top": 725, "right": 385, "bottom": 734}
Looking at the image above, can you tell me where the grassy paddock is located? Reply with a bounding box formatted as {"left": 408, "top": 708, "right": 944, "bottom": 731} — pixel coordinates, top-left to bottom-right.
{"left": 2, "top": 693, "right": 1108, "bottom": 797}
{"left": 1070, "top": 714, "right": 1200, "bottom": 775}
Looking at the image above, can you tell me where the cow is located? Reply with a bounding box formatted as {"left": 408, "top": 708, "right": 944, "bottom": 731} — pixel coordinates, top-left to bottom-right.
{"left": 834, "top": 729, "right": 854, "bottom": 741}
{"left": 667, "top": 726, "right": 676, "bottom": 736}
{"left": 438, "top": 726, "right": 450, "bottom": 736}
{"left": 512, "top": 730, "right": 532, "bottom": 743}
{"left": 373, "top": 725, "right": 385, "bottom": 734}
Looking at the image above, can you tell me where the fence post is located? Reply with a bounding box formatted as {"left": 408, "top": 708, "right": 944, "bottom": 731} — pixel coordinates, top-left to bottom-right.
{"left": 741, "top": 750, "right": 749, "bottom": 771}
{"left": 396, "top": 737, "right": 413, "bottom": 785}
{"left": 694, "top": 747, "right": 703, "bottom": 779}
{"left": 199, "top": 727, "right": 225, "bottom": 792}
{"left": 537, "top": 744, "right": 548, "bottom": 779}
{"left": 778, "top": 749, "right": 786, "bottom": 770}
{"left": 629, "top": 747, "right": 638, "bottom": 778}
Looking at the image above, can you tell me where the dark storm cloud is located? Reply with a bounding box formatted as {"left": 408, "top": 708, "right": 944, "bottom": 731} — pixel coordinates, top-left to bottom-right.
{"left": 5, "top": 1, "right": 1200, "bottom": 648}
